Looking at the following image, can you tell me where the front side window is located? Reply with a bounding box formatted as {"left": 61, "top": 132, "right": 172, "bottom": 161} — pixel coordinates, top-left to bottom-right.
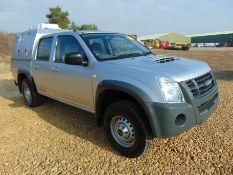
{"left": 37, "top": 37, "right": 53, "bottom": 61}
{"left": 55, "top": 35, "right": 85, "bottom": 63}
{"left": 81, "top": 33, "right": 151, "bottom": 61}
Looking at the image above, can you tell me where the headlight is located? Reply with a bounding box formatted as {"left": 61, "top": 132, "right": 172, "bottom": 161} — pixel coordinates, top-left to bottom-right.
{"left": 157, "top": 77, "right": 185, "bottom": 103}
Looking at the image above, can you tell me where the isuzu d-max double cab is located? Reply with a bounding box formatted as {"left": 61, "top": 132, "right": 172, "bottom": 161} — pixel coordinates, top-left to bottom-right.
{"left": 11, "top": 24, "right": 219, "bottom": 157}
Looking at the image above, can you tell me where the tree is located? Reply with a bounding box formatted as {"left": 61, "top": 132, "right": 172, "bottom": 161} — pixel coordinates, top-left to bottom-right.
{"left": 79, "top": 24, "right": 98, "bottom": 30}
{"left": 69, "top": 21, "right": 80, "bottom": 31}
{"left": 46, "top": 6, "right": 70, "bottom": 29}
{"left": 70, "top": 23, "right": 98, "bottom": 31}
{"left": 46, "top": 6, "right": 98, "bottom": 30}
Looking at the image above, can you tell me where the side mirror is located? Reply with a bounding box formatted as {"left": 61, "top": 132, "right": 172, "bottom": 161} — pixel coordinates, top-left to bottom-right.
{"left": 64, "top": 53, "right": 88, "bottom": 66}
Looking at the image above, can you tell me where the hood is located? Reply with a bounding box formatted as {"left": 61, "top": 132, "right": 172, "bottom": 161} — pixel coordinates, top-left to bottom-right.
{"left": 103, "top": 54, "right": 211, "bottom": 82}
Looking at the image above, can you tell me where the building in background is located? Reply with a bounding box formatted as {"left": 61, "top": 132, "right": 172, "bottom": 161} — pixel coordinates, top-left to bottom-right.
{"left": 138, "top": 32, "right": 191, "bottom": 49}
{"left": 138, "top": 32, "right": 191, "bottom": 45}
{"left": 138, "top": 31, "right": 233, "bottom": 48}
{"left": 187, "top": 31, "right": 233, "bottom": 44}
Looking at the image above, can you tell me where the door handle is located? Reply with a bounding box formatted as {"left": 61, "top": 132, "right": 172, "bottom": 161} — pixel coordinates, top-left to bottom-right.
{"left": 32, "top": 64, "right": 39, "bottom": 69}
{"left": 51, "top": 66, "right": 60, "bottom": 72}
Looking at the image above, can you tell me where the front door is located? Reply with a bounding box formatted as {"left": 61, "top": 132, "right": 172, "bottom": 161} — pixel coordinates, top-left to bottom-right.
{"left": 49, "top": 35, "right": 93, "bottom": 110}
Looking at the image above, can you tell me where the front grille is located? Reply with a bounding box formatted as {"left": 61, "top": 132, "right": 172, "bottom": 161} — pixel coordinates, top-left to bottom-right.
{"left": 186, "top": 72, "right": 215, "bottom": 98}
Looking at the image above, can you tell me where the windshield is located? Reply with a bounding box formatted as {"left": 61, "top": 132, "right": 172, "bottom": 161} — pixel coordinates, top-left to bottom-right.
{"left": 80, "top": 33, "right": 151, "bottom": 61}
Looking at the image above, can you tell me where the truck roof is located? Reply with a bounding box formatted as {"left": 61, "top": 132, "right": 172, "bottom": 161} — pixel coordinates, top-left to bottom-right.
{"left": 76, "top": 31, "right": 119, "bottom": 34}
{"left": 13, "top": 23, "right": 122, "bottom": 61}
{"left": 19, "top": 23, "right": 119, "bottom": 36}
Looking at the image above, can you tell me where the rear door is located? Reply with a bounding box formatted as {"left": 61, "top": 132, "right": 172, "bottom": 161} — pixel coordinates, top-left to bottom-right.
{"left": 49, "top": 34, "right": 93, "bottom": 110}
{"left": 32, "top": 36, "right": 55, "bottom": 94}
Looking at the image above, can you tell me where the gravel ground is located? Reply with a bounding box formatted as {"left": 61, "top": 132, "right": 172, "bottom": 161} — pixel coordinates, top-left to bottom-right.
{"left": 0, "top": 50, "right": 232, "bottom": 174}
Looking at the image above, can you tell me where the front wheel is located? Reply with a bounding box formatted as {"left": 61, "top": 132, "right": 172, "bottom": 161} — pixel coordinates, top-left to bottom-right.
{"left": 104, "top": 100, "right": 149, "bottom": 158}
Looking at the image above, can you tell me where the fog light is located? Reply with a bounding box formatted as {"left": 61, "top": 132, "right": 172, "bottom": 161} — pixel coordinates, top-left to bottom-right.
{"left": 175, "top": 114, "right": 186, "bottom": 126}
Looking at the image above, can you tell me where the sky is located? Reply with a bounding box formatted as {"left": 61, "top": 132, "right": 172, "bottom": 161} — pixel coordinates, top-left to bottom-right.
{"left": 0, "top": 0, "right": 233, "bottom": 36}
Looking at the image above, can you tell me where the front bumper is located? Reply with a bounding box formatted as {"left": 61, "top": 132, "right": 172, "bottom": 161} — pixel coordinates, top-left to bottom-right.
{"left": 146, "top": 85, "right": 219, "bottom": 138}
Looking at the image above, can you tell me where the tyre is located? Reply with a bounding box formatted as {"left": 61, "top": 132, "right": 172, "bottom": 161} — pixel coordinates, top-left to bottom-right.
{"left": 104, "top": 100, "right": 149, "bottom": 158}
{"left": 21, "top": 79, "right": 42, "bottom": 107}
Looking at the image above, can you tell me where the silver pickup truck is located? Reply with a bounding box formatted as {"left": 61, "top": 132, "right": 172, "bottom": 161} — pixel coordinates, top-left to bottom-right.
{"left": 11, "top": 23, "right": 219, "bottom": 157}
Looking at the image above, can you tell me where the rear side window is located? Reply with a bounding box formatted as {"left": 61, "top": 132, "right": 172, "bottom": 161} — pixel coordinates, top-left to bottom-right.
{"left": 37, "top": 37, "right": 53, "bottom": 61}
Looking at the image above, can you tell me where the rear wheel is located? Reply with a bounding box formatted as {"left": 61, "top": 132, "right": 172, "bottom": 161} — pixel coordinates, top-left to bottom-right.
{"left": 21, "top": 79, "right": 42, "bottom": 107}
{"left": 104, "top": 100, "right": 149, "bottom": 158}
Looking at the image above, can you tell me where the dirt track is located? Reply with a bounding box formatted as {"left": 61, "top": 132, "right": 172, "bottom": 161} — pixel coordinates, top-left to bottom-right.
{"left": 0, "top": 49, "right": 233, "bottom": 174}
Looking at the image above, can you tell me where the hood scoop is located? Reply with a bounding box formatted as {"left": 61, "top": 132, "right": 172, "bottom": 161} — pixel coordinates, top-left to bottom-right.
{"left": 155, "top": 57, "right": 176, "bottom": 63}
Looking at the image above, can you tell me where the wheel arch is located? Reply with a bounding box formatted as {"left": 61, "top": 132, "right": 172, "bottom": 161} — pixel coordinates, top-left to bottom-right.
{"left": 17, "top": 69, "right": 36, "bottom": 93}
{"left": 95, "top": 80, "right": 155, "bottom": 137}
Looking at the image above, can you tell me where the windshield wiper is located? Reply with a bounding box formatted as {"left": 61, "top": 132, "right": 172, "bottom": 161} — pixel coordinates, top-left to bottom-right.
{"left": 116, "top": 52, "right": 143, "bottom": 59}
{"left": 109, "top": 52, "right": 153, "bottom": 60}
{"left": 142, "top": 51, "right": 153, "bottom": 56}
